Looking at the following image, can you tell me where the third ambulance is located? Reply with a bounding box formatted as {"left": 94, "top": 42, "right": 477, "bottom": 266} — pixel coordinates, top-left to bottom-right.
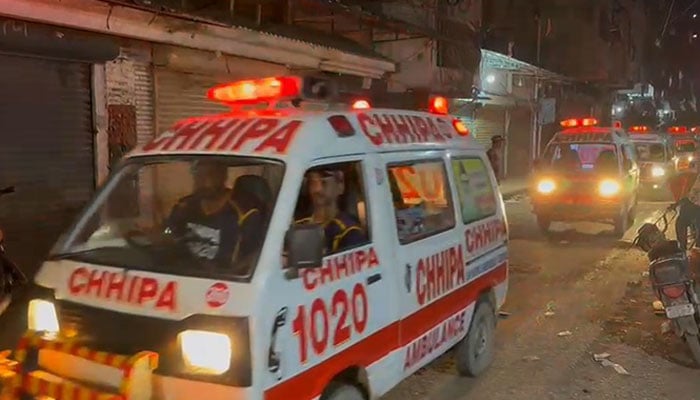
{"left": 669, "top": 125, "right": 698, "bottom": 173}
{"left": 3, "top": 76, "right": 509, "bottom": 400}
{"left": 627, "top": 125, "right": 675, "bottom": 194}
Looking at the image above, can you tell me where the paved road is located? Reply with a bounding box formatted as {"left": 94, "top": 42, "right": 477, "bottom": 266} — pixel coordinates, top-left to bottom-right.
{"left": 384, "top": 196, "right": 700, "bottom": 400}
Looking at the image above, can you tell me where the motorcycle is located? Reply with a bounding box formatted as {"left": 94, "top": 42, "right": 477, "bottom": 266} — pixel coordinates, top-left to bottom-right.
{"left": 633, "top": 207, "right": 700, "bottom": 365}
{"left": 0, "top": 186, "right": 27, "bottom": 316}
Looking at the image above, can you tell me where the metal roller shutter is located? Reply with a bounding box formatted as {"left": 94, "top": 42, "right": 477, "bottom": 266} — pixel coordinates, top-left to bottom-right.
{"left": 0, "top": 53, "right": 93, "bottom": 268}
{"left": 471, "top": 105, "right": 506, "bottom": 147}
{"left": 154, "top": 68, "right": 229, "bottom": 132}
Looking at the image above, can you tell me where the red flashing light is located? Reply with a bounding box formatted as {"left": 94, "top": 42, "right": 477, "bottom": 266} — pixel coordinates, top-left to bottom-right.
{"left": 613, "top": 121, "right": 622, "bottom": 128}
{"left": 630, "top": 126, "right": 649, "bottom": 133}
{"left": 452, "top": 119, "right": 470, "bottom": 136}
{"left": 668, "top": 126, "right": 688, "bottom": 134}
{"left": 429, "top": 96, "right": 449, "bottom": 115}
{"left": 560, "top": 117, "right": 598, "bottom": 128}
{"left": 328, "top": 115, "right": 355, "bottom": 137}
{"left": 351, "top": 99, "right": 371, "bottom": 110}
{"left": 207, "top": 76, "right": 300, "bottom": 104}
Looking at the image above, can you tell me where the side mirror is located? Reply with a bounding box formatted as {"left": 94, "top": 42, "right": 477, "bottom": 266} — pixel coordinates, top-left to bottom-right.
{"left": 285, "top": 224, "right": 324, "bottom": 272}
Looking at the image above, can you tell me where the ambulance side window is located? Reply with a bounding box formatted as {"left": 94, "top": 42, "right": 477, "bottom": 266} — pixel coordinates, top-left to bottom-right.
{"left": 292, "top": 161, "right": 370, "bottom": 255}
{"left": 386, "top": 159, "right": 455, "bottom": 244}
{"left": 451, "top": 157, "right": 498, "bottom": 224}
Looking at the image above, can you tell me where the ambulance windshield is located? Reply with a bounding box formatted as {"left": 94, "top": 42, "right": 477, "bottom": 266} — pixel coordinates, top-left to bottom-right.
{"left": 542, "top": 143, "right": 618, "bottom": 172}
{"left": 54, "top": 156, "right": 283, "bottom": 278}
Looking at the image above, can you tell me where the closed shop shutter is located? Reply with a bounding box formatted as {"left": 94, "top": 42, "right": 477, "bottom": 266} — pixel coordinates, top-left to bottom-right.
{"left": 0, "top": 53, "right": 93, "bottom": 268}
{"left": 471, "top": 105, "right": 506, "bottom": 147}
{"left": 506, "top": 106, "right": 532, "bottom": 179}
{"left": 154, "top": 67, "right": 229, "bottom": 133}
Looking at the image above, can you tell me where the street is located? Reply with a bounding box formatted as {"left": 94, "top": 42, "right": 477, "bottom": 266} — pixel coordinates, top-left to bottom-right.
{"left": 384, "top": 194, "right": 700, "bottom": 400}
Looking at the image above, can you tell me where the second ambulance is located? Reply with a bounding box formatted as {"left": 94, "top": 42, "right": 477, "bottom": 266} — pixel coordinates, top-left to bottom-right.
{"left": 3, "top": 76, "right": 509, "bottom": 400}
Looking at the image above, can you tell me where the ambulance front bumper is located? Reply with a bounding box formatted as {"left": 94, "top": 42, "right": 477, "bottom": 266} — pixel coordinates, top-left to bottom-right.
{"left": 3, "top": 332, "right": 250, "bottom": 400}
{"left": 531, "top": 196, "right": 624, "bottom": 222}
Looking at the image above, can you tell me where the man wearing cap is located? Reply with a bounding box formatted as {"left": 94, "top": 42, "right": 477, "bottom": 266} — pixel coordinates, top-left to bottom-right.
{"left": 295, "top": 167, "right": 367, "bottom": 254}
{"left": 487, "top": 135, "right": 505, "bottom": 183}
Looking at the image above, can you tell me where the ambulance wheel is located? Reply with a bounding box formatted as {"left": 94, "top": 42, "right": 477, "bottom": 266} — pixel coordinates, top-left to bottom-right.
{"left": 321, "top": 382, "right": 365, "bottom": 400}
{"left": 456, "top": 300, "right": 496, "bottom": 377}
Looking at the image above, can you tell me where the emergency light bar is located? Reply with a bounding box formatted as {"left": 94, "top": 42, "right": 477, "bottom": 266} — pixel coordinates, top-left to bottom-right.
{"left": 429, "top": 96, "right": 449, "bottom": 115}
{"left": 668, "top": 126, "right": 688, "bottom": 134}
{"left": 560, "top": 118, "right": 598, "bottom": 128}
{"left": 207, "top": 76, "right": 338, "bottom": 105}
{"left": 352, "top": 99, "right": 371, "bottom": 110}
{"left": 629, "top": 125, "right": 649, "bottom": 133}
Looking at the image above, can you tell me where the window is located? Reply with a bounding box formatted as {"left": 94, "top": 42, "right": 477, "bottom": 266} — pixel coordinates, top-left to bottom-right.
{"left": 386, "top": 159, "right": 455, "bottom": 244}
{"left": 634, "top": 143, "right": 665, "bottom": 162}
{"left": 451, "top": 158, "right": 498, "bottom": 224}
{"left": 292, "top": 161, "right": 370, "bottom": 255}
{"left": 542, "top": 143, "right": 617, "bottom": 171}
{"left": 58, "top": 156, "right": 284, "bottom": 279}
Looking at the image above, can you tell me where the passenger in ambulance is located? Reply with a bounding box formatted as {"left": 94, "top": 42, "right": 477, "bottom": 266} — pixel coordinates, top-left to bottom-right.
{"left": 164, "top": 160, "right": 240, "bottom": 269}
{"left": 294, "top": 166, "right": 367, "bottom": 254}
{"left": 594, "top": 150, "right": 619, "bottom": 174}
{"left": 230, "top": 174, "right": 272, "bottom": 262}
{"left": 554, "top": 146, "right": 581, "bottom": 170}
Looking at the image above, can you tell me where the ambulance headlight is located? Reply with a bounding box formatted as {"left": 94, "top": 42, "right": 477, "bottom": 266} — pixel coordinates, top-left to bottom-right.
{"left": 536, "top": 179, "right": 556, "bottom": 194}
{"left": 179, "top": 330, "right": 231, "bottom": 374}
{"left": 27, "top": 299, "right": 60, "bottom": 334}
{"left": 598, "top": 179, "right": 621, "bottom": 197}
{"left": 651, "top": 166, "right": 665, "bottom": 177}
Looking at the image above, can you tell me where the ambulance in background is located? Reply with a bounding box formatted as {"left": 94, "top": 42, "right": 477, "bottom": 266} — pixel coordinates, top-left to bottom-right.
{"left": 3, "top": 76, "right": 509, "bottom": 400}
{"left": 530, "top": 117, "right": 640, "bottom": 237}
{"left": 668, "top": 126, "right": 698, "bottom": 173}
{"left": 627, "top": 125, "right": 675, "bottom": 195}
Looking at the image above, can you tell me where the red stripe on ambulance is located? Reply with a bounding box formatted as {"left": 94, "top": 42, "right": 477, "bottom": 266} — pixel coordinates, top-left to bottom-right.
{"left": 264, "top": 261, "right": 507, "bottom": 400}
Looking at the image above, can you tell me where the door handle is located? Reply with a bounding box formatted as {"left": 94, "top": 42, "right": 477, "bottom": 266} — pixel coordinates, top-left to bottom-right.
{"left": 267, "top": 307, "right": 288, "bottom": 378}
{"left": 367, "top": 273, "right": 382, "bottom": 285}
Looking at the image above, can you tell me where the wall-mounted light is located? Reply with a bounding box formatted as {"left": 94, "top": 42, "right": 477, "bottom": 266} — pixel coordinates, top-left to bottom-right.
{"left": 693, "top": 13, "right": 698, "bottom": 18}
{"left": 485, "top": 74, "right": 496, "bottom": 84}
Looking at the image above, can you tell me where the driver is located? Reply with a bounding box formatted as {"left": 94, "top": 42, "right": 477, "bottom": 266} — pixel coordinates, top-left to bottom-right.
{"left": 295, "top": 167, "right": 366, "bottom": 254}
{"left": 165, "top": 160, "right": 240, "bottom": 268}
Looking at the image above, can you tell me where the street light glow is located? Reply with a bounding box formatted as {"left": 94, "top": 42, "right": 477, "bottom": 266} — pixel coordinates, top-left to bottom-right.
{"left": 486, "top": 74, "right": 496, "bottom": 84}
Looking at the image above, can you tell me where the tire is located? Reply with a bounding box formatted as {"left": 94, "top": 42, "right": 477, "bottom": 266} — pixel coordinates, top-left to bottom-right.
{"left": 456, "top": 300, "right": 496, "bottom": 377}
{"left": 614, "top": 209, "right": 629, "bottom": 238}
{"left": 321, "top": 383, "right": 365, "bottom": 400}
{"left": 684, "top": 334, "right": 700, "bottom": 367}
{"left": 536, "top": 215, "right": 551, "bottom": 234}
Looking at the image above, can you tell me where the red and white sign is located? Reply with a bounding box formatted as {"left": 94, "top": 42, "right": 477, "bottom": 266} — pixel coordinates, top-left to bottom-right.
{"left": 357, "top": 112, "right": 453, "bottom": 146}
{"left": 143, "top": 117, "right": 303, "bottom": 154}
{"left": 206, "top": 282, "right": 230, "bottom": 308}
{"left": 68, "top": 267, "right": 177, "bottom": 311}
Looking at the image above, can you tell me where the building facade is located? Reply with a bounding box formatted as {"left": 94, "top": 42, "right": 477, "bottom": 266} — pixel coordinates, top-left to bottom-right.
{"left": 0, "top": 0, "right": 397, "bottom": 272}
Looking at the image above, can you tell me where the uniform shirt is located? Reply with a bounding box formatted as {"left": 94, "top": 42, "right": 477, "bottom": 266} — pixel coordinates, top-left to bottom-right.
{"left": 295, "top": 212, "right": 366, "bottom": 254}
{"left": 236, "top": 207, "right": 265, "bottom": 259}
{"left": 165, "top": 194, "right": 240, "bottom": 267}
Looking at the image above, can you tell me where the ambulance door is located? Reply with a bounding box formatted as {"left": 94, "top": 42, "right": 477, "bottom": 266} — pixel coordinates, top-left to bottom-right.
{"left": 263, "top": 156, "right": 399, "bottom": 400}
{"left": 449, "top": 151, "right": 509, "bottom": 312}
{"left": 377, "top": 151, "right": 466, "bottom": 377}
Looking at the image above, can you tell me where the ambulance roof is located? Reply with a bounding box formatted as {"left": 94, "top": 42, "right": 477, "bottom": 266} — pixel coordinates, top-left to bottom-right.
{"left": 127, "top": 108, "right": 478, "bottom": 163}
{"left": 629, "top": 133, "right": 666, "bottom": 142}
{"left": 550, "top": 126, "right": 630, "bottom": 144}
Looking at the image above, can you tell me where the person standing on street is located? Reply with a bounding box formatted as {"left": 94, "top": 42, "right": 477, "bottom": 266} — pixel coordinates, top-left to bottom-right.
{"left": 487, "top": 135, "right": 505, "bottom": 183}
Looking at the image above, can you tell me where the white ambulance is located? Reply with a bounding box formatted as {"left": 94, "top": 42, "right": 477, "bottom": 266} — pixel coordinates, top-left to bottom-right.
{"left": 8, "top": 76, "right": 509, "bottom": 400}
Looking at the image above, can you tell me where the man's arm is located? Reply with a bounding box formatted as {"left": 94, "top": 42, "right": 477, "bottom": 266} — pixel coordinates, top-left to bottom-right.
{"left": 333, "top": 225, "right": 368, "bottom": 253}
